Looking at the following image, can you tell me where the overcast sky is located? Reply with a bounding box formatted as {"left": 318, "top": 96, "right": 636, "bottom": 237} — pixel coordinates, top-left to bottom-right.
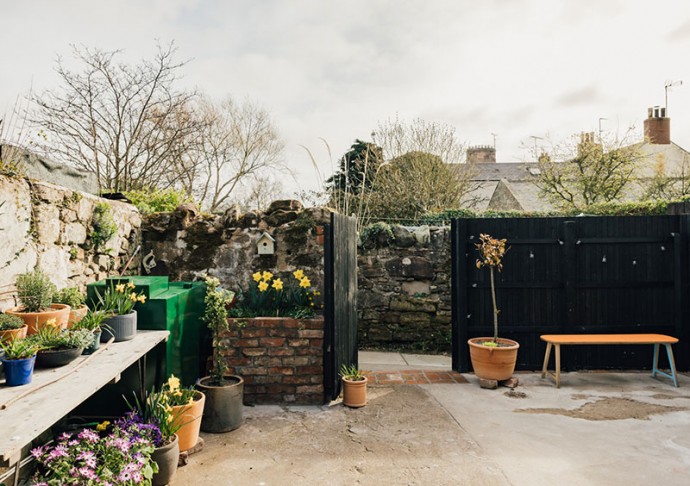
{"left": 2, "top": 0, "right": 690, "bottom": 196}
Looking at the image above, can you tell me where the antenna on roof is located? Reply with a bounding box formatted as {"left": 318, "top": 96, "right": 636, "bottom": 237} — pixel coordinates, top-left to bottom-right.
{"left": 490, "top": 132, "right": 497, "bottom": 151}
{"left": 664, "top": 80, "right": 683, "bottom": 114}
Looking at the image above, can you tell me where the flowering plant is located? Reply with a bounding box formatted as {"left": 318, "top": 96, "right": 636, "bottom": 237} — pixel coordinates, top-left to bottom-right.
{"left": 31, "top": 424, "right": 157, "bottom": 485}
{"left": 95, "top": 282, "right": 147, "bottom": 316}
{"left": 229, "top": 269, "right": 321, "bottom": 318}
{"left": 475, "top": 233, "right": 509, "bottom": 344}
{"left": 160, "top": 374, "right": 199, "bottom": 407}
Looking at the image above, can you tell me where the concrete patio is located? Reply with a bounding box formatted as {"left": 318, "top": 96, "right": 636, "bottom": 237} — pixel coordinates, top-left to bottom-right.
{"left": 175, "top": 353, "right": 690, "bottom": 486}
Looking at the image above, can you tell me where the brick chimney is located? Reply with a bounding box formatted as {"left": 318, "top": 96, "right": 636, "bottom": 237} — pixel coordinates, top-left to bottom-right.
{"left": 466, "top": 145, "right": 496, "bottom": 164}
{"left": 644, "top": 106, "right": 670, "bottom": 144}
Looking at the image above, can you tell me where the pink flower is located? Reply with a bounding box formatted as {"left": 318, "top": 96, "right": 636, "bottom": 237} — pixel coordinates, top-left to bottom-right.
{"left": 79, "top": 467, "right": 97, "bottom": 480}
{"left": 30, "top": 446, "right": 44, "bottom": 459}
{"left": 132, "top": 471, "right": 143, "bottom": 483}
{"left": 48, "top": 445, "right": 68, "bottom": 460}
{"left": 78, "top": 429, "right": 100, "bottom": 442}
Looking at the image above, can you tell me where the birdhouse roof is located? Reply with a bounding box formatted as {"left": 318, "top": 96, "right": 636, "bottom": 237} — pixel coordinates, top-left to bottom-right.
{"left": 258, "top": 232, "right": 275, "bottom": 242}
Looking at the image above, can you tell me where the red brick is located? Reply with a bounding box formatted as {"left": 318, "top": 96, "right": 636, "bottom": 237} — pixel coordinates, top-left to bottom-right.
{"left": 241, "top": 329, "right": 267, "bottom": 338}
{"left": 268, "top": 348, "right": 295, "bottom": 357}
{"left": 315, "top": 226, "right": 324, "bottom": 236}
{"left": 260, "top": 337, "right": 286, "bottom": 347}
{"left": 282, "top": 356, "right": 311, "bottom": 367}
{"left": 268, "top": 367, "right": 294, "bottom": 375}
{"left": 235, "top": 339, "right": 259, "bottom": 347}
{"left": 224, "top": 358, "right": 250, "bottom": 366}
{"left": 309, "top": 339, "right": 323, "bottom": 348}
{"left": 288, "top": 339, "right": 309, "bottom": 347}
{"left": 295, "top": 347, "right": 322, "bottom": 356}
{"left": 296, "top": 385, "right": 323, "bottom": 394}
{"left": 303, "top": 319, "right": 324, "bottom": 329}
{"left": 296, "top": 366, "right": 322, "bottom": 375}
{"left": 269, "top": 328, "right": 297, "bottom": 338}
{"left": 281, "top": 319, "right": 302, "bottom": 328}
{"left": 310, "top": 375, "right": 323, "bottom": 384}
{"left": 242, "top": 348, "right": 266, "bottom": 357}
{"left": 316, "top": 235, "right": 324, "bottom": 245}
{"left": 298, "top": 329, "right": 323, "bottom": 338}
{"left": 267, "top": 384, "right": 295, "bottom": 394}
{"left": 242, "top": 367, "right": 267, "bottom": 375}
{"left": 283, "top": 375, "right": 312, "bottom": 385}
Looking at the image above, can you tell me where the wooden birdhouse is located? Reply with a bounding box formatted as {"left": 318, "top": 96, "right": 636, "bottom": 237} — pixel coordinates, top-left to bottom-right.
{"left": 257, "top": 232, "right": 276, "bottom": 255}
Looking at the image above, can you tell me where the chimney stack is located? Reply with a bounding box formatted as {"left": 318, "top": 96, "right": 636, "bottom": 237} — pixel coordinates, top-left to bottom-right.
{"left": 466, "top": 145, "right": 496, "bottom": 164}
{"left": 644, "top": 106, "right": 670, "bottom": 144}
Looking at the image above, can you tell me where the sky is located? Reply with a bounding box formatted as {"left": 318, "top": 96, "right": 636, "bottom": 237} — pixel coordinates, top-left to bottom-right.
{"left": 2, "top": 0, "right": 690, "bottom": 197}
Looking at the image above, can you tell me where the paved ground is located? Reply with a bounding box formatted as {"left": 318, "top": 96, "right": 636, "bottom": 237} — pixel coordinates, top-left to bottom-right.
{"left": 175, "top": 353, "right": 690, "bottom": 486}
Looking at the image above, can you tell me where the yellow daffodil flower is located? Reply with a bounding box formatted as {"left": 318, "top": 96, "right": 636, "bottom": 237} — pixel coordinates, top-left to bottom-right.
{"left": 293, "top": 269, "right": 304, "bottom": 280}
{"left": 252, "top": 272, "right": 262, "bottom": 282}
{"left": 127, "top": 282, "right": 136, "bottom": 289}
{"left": 262, "top": 271, "right": 273, "bottom": 281}
{"left": 299, "top": 277, "right": 311, "bottom": 288}
{"left": 188, "top": 397, "right": 194, "bottom": 405}
{"left": 115, "top": 284, "right": 126, "bottom": 293}
{"left": 272, "top": 278, "right": 283, "bottom": 291}
{"left": 258, "top": 281, "right": 269, "bottom": 292}
{"left": 45, "top": 318, "right": 57, "bottom": 328}
{"left": 129, "top": 292, "right": 138, "bottom": 302}
{"left": 96, "top": 420, "right": 110, "bottom": 431}
{"left": 167, "top": 375, "right": 181, "bottom": 391}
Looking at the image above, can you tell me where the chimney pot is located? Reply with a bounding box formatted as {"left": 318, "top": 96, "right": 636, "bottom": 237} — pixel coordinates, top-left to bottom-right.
{"left": 644, "top": 106, "right": 670, "bottom": 144}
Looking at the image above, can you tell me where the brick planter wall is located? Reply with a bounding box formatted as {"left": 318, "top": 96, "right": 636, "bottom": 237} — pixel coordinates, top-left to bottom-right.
{"left": 222, "top": 317, "right": 324, "bottom": 405}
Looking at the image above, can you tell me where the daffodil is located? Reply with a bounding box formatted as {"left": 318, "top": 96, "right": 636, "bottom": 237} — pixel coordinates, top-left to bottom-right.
{"left": 167, "top": 375, "right": 181, "bottom": 391}
{"left": 138, "top": 295, "right": 146, "bottom": 303}
{"left": 45, "top": 318, "right": 57, "bottom": 328}
{"left": 293, "top": 269, "right": 304, "bottom": 280}
{"left": 272, "top": 278, "right": 283, "bottom": 291}
{"left": 127, "top": 282, "right": 136, "bottom": 289}
{"left": 96, "top": 420, "right": 110, "bottom": 432}
{"left": 262, "top": 271, "right": 273, "bottom": 281}
{"left": 115, "top": 283, "right": 126, "bottom": 293}
{"left": 129, "top": 292, "right": 138, "bottom": 302}
{"left": 299, "top": 277, "right": 311, "bottom": 288}
{"left": 252, "top": 272, "right": 262, "bottom": 282}
{"left": 258, "top": 281, "right": 269, "bottom": 292}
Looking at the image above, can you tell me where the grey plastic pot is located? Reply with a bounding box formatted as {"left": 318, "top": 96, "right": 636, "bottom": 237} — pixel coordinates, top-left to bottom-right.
{"left": 197, "top": 375, "right": 244, "bottom": 433}
{"left": 151, "top": 434, "right": 179, "bottom": 486}
{"left": 101, "top": 311, "right": 137, "bottom": 342}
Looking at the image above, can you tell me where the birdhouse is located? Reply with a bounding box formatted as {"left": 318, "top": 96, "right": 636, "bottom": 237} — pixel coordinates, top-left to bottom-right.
{"left": 257, "top": 232, "right": 276, "bottom": 255}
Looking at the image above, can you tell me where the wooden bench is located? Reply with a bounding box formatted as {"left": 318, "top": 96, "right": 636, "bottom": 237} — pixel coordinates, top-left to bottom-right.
{"left": 540, "top": 334, "right": 679, "bottom": 388}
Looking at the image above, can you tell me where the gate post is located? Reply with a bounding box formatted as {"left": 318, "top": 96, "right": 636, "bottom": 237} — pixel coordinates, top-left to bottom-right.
{"left": 451, "top": 219, "right": 469, "bottom": 372}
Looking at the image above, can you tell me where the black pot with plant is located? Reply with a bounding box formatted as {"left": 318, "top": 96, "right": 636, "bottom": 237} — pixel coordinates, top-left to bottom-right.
{"left": 196, "top": 276, "right": 244, "bottom": 433}
{"left": 32, "top": 324, "right": 93, "bottom": 367}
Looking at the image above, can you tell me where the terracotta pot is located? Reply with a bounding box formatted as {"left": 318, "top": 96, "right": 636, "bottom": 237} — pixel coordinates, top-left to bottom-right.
{"left": 197, "top": 375, "right": 244, "bottom": 433}
{"left": 5, "top": 304, "right": 71, "bottom": 335}
{"left": 0, "top": 324, "right": 28, "bottom": 343}
{"left": 67, "top": 305, "right": 89, "bottom": 328}
{"left": 151, "top": 434, "right": 179, "bottom": 486}
{"left": 342, "top": 376, "right": 368, "bottom": 408}
{"left": 171, "top": 390, "right": 205, "bottom": 452}
{"left": 467, "top": 337, "right": 520, "bottom": 381}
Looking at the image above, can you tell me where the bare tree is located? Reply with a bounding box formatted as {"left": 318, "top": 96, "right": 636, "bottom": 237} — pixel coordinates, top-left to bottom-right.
{"left": 31, "top": 43, "right": 199, "bottom": 192}
{"left": 534, "top": 129, "right": 645, "bottom": 211}
{"left": 643, "top": 153, "right": 690, "bottom": 200}
{"left": 184, "top": 96, "right": 285, "bottom": 212}
{"left": 237, "top": 175, "right": 286, "bottom": 211}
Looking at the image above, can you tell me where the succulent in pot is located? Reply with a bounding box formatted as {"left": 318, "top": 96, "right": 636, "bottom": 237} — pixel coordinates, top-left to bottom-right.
{"left": 5, "top": 269, "right": 70, "bottom": 334}
{"left": 53, "top": 287, "right": 88, "bottom": 328}
{"left": 0, "top": 313, "right": 28, "bottom": 343}
{"left": 31, "top": 322, "right": 94, "bottom": 367}
{"left": 71, "top": 310, "right": 108, "bottom": 354}
{"left": 0, "top": 338, "right": 43, "bottom": 386}
{"left": 340, "top": 364, "right": 367, "bottom": 408}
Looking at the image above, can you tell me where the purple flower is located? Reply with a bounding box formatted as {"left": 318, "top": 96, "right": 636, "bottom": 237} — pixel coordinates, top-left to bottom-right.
{"left": 30, "top": 446, "right": 45, "bottom": 459}
{"left": 78, "top": 429, "right": 100, "bottom": 442}
{"left": 132, "top": 471, "right": 143, "bottom": 483}
{"left": 79, "top": 466, "right": 97, "bottom": 480}
{"left": 48, "top": 445, "right": 68, "bottom": 460}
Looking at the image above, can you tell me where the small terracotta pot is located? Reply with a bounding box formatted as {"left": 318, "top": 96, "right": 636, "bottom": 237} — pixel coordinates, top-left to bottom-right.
{"left": 5, "top": 304, "right": 71, "bottom": 335}
{"left": 342, "top": 376, "right": 368, "bottom": 408}
{"left": 467, "top": 337, "right": 519, "bottom": 381}
{"left": 67, "top": 305, "right": 89, "bottom": 328}
{"left": 171, "top": 391, "right": 205, "bottom": 452}
{"left": 0, "top": 324, "right": 28, "bottom": 343}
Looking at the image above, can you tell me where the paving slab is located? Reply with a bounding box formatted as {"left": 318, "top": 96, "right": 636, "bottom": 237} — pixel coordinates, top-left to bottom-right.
{"left": 401, "top": 353, "right": 451, "bottom": 369}
{"left": 426, "top": 371, "right": 690, "bottom": 486}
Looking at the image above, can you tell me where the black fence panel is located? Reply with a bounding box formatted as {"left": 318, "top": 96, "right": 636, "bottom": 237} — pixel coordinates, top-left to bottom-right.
{"left": 323, "top": 213, "right": 358, "bottom": 401}
{"left": 451, "top": 215, "right": 690, "bottom": 372}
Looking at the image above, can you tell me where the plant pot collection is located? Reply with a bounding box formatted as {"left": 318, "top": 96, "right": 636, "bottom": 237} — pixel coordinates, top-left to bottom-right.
{"left": 5, "top": 304, "right": 71, "bottom": 335}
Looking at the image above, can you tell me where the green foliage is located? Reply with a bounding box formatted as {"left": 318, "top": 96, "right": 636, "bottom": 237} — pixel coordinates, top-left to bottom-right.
{"left": 72, "top": 310, "right": 108, "bottom": 333}
{"left": 53, "top": 287, "right": 85, "bottom": 308}
{"left": 123, "top": 188, "right": 194, "bottom": 214}
{"left": 0, "top": 337, "right": 42, "bottom": 359}
{"left": 69, "top": 247, "right": 79, "bottom": 260}
{"left": 339, "top": 363, "right": 365, "bottom": 381}
{"left": 123, "top": 387, "right": 182, "bottom": 445}
{"left": 0, "top": 313, "right": 24, "bottom": 331}
{"left": 203, "top": 276, "right": 234, "bottom": 385}
{"left": 0, "top": 158, "right": 25, "bottom": 177}
{"left": 228, "top": 270, "right": 320, "bottom": 319}
{"left": 91, "top": 202, "right": 117, "bottom": 250}
{"left": 31, "top": 325, "right": 94, "bottom": 350}
{"left": 360, "top": 222, "right": 395, "bottom": 247}
{"left": 16, "top": 268, "right": 56, "bottom": 312}
{"left": 93, "top": 281, "right": 146, "bottom": 316}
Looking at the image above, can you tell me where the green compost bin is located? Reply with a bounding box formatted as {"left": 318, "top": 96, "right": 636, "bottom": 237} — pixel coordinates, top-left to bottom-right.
{"left": 86, "top": 276, "right": 207, "bottom": 387}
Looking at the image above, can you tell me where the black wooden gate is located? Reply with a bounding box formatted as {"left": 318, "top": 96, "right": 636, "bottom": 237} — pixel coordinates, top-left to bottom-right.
{"left": 323, "top": 213, "right": 358, "bottom": 401}
{"left": 451, "top": 215, "right": 690, "bottom": 372}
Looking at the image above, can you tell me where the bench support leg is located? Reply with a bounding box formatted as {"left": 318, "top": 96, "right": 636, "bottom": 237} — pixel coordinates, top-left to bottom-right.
{"left": 541, "top": 342, "right": 552, "bottom": 379}
{"left": 541, "top": 342, "right": 562, "bottom": 388}
{"left": 652, "top": 343, "right": 679, "bottom": 387}
{"left": 555, "top": 344, "right": 561, "bottom": 388}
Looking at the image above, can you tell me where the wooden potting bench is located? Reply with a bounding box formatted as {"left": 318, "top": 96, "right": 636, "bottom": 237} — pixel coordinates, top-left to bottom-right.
{"left": 540, "top": 334, "right": 680, "bottom": 388}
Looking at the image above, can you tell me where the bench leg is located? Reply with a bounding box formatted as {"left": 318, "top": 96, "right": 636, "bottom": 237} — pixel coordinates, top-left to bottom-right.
{"left": 541, "top": 342, "right": 552, "bottom": 379}
{"left": 652, "top": 343, "right": 680, "bottom": 388}
{"left": 555, "top": 344, "right": 561, "bottom": 388}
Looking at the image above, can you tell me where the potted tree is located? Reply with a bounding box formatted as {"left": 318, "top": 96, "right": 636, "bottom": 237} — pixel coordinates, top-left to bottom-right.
{"left": 340, "top": 364, "right": 367, "bottom": 408}
{"left": 54, "top": 287, "right": 88, "bottom": 328}
{"left": 71, "top": 310, "right": 108, "bottom": 354}
{"left": 5, "top": 269, "right": 70, "bottom": 334}
{"left": 467, "top": 233, "right": 519, "bottom": 382}
{"left": 197, "top": 276, "right": 244, "bottom": 433}
{"left": 94, "top": 282, "right": 146, "bottom": 342}
{"left": 0, "top": 313, "right": 28, "bottom": 343}
{"left": 32, "top": 322, "right": 94, "bottom": 367}
{"left": 0, "top": 338, "right": 43, "bottom": 386}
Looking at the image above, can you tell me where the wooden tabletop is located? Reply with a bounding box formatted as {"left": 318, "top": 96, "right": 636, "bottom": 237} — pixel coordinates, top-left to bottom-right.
{"left": 540, "top": 334, "right": 678, "bottom": 345}
{"left": 0, "top": 330, "right": 169, "bottom": 466}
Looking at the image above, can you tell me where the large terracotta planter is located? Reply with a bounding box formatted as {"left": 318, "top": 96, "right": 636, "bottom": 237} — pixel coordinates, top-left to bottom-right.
{"left": 151, "top": 434, "right": 179, "bottom": 486}
{"left": 197, "top": 375, "right": 244, "bottom": 433}
{"left": 5, "top": 304, "right": 71, "bottom": 335}
{"left": 67, "top": 305, "right": 89, "bottom": 328}
{"left": 468, "top": 337, "right": 519, "bottom": 381}
{"left": 0, "top": 324, "right": 28, "bottom": 343}
{"left": 342, "top": 376, "right": 368, "bottom": 408}
{"left": 171, "top": 390, "right": 205, "bottom": 452}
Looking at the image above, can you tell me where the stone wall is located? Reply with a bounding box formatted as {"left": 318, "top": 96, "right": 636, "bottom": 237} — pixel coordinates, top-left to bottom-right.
{"left": 358, "top": 225, "right": 452, "bottom": 352}
{"left": 0, "top": 175, "right": 142, "bottom": 309}
{"left": 223, "top": 317, "right": 324, "bottom": 405}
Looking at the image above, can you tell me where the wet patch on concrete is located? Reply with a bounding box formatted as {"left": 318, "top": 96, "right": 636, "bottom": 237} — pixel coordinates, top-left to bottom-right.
{"left": 515, "top": 397, "right": 687, "bottom": 420}
{"left": 504, "top": 390, "right": 527, "bottom": 399}
{"left": 650, "top": 393, "right": 690, "bottom": 400}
